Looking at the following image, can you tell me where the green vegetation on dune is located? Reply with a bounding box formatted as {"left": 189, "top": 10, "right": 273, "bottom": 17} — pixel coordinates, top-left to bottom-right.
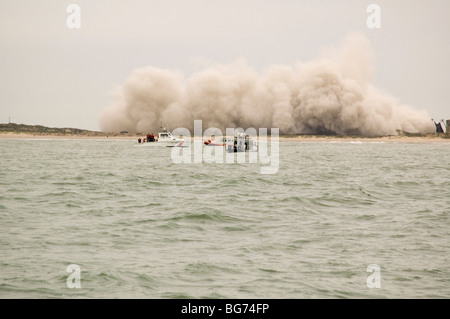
{"left": 0, "top": 123, "right": 109, "bottom": 136}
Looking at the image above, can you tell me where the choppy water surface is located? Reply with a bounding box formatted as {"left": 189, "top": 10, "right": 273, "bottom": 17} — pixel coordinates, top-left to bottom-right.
{"left": 0, "top": 138, "right": 449, "bottom": 298}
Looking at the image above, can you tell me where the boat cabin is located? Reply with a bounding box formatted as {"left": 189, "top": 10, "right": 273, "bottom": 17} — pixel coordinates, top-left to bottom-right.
{"left": 226, "top": 133, "right": 257, "bottom": 152}
{"left": 158, "top": 127, "right": 174, "bottom": 140}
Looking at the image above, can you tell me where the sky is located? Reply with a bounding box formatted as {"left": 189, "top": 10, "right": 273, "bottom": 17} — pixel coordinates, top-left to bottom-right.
{"left": 1, "top": 0, "right": 449, "bottom": 131}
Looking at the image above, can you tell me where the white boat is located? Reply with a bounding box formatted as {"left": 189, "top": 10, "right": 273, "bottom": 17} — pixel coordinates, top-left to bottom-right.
{"left": 135, "top": 126, "right": 184, "bottom": 147}
{"left": 204, "top": 135, "right": 232, "bottom": 146}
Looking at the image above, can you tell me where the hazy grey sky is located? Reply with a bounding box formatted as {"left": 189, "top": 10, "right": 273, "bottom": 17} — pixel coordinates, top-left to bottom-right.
{"left": 1, "top": 0, "right": 449, "bottom": 131}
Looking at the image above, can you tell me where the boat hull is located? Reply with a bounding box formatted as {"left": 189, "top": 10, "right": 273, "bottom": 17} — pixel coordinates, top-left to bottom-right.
{"left": 134, "top": 140, "right": 184, "bottom": 147}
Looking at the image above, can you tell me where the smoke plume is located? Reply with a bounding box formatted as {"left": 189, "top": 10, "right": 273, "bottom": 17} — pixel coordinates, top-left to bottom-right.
{"left": 99, "top": 33, "right": 434, "bottom": 136}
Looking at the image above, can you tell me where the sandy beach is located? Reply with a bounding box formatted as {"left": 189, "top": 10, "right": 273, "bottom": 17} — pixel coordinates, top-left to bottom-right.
{"left": 1, "top": 132, "right": 449, "bottom": 143}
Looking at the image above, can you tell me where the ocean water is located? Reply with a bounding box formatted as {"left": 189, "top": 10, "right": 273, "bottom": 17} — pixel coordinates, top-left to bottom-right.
{"left": 0, "top": 138, "right": 449, "bottom": 299}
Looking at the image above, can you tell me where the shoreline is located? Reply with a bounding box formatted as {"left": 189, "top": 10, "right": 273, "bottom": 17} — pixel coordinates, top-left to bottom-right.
{"left": 0, "top": 132, "right": 137, "bottom": 140}
{"left": 1, "top": 132, "right": 449, "bottom": 143}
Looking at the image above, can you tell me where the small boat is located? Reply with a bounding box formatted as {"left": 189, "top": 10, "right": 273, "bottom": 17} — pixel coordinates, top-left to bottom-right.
{"left": 135, "top": 126, "right": 184, "bottom": 147}
{"left": 204, "top": 135, "right": 225, "bottom": 146}
{"left": 204, "top": 135, "right": 234, "bottom": 146}
{"left": 204, "top": 140, "right": 224, "bottom": 146}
